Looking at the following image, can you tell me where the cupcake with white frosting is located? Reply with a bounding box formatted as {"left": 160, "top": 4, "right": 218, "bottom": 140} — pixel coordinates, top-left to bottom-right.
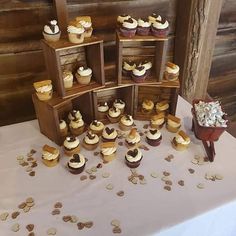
{"left": 59, "top": 119, "right": 68, "bottom": 137}
{"left": 146, "top": 129, "right": 162, "bottom": 146}
{"left": 125, "top": 128, "right": 141, "bottom": 148}
{"left": 67, "top": 153, "right": 86, "bottom": 174}
{"left": 97, "top": 102, "right": 109, "bottom": 120}
{"left": 113, "top": 99, "right": 126, "bottom": 114}
{"left": 151, "top": 18, "right": 169, "bottom": 37}
{"left": 69, "top": 118, "right": 85, "bottom": 136}
{"left": 139, "top": 61, "right": 152, "bottom": 76}
{"left": 68, "top": 109, "right": 82, "bottom": 121}
{"left": 137, "top": 18, "right": 151, "bottom": 36}
{"left": 82, "top": 131, "right": 100, "bottom": 150}
{"left": 67, "top": 23, "right": 85, "bottom": 44}
{"left": 75, "top": 16, "right": 93, "bottom": 37}
{"left": 148, "top": 13, "right": 162, "bottom": 24}
{"left": 120, "top": 18, "right": 137, "bottom": 38}
{"left": 125, "top": 148, "right": 143, "bottom": 168}
{"left": 63, "top": 70, "right": 73, "bottom": 89}
{"left": 122, "top": 61, "right": 136, "bottom": 77}
{"left": 100, "top": 142, "right": 117, "bottom": 162}
{"left": 119, "top": 115, "right": 134, "bottom": 131}
{"left": 42, "top": 145, "right": 60, "bottom": 167}
{"left": 107, "top": 107, "right": 121, "bottom": 123}
{"left": 43, "top": 20, "right": 61, "bottom": 42}
{"left": 76, "top": 66, "right": 92, "bottom": 85}
{"left": 89, "top": 120, "right": 104, "bottom": 136}
{"left": 117, "top": 14, "right": 131, "bottom": 27}
{"left": 63, "top": 136, "right": 80, "bottom": 156}
{"left": 164, "top": 62, "right": 180, "bottom": 81}
{"left": 172, "top": 130, "right": 190, "bottom": 151}
{"left": 131, "top": 65, "right": 147, "bottom": 83}
{"left": 102, "top": 127, "right": 118, "bottom": 142}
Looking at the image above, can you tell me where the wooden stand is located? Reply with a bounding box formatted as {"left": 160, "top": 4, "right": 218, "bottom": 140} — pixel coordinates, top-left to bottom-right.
{"left": 41, "top": 36, "right": 105, "bottom": 99}
{"left": 133, "top": 80, "right": 180, "bottom": 120}
{"left": 92, "top": 84, "right": 134, "bottom": 123}
{"left": 32, "top": 92, "right": 94, "bottom": 146}
{"left": 116, "top": 31, "right": 168, "bottom": 85}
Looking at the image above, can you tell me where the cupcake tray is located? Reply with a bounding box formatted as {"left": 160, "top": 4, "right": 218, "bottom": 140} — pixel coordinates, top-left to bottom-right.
{"left": 41, "top": 37, "right": 105, "bottom": 99}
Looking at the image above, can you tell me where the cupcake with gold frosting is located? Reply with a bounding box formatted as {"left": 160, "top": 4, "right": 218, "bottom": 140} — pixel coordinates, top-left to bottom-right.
{"left": 156, "top": 100, "right": 169, "bottom": 115}
{"left": 82, "top": 131, "right": 100, "bottom": 150}
{"left": 150, "top": 113, "right": 165, "bottom": 129}
{"left": 42, "top": 145, "right": 60, "bottom": 167}
{"left": 166, "top": 114, "right": 181, "bottom": 133}
{"left": 119, "top": 115, "right": 134, "bottom": 131}
{"left": 33, "top": 80, "right": 53, "bottom": 101}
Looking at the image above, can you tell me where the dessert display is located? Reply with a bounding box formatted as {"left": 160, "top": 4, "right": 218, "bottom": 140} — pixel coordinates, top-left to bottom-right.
{"left": 117, "top": 14, "right": 131, "bottom": 27}
{"left": 151, "top": 18, "right": 169, "bottom": 37}
{"left": 150, "top": 113, "right": 165, "bottom": 129}
{"left": 142, "top": 99, "right": 154, "bottom": 114}
{"left": 113, "top": 99, "right": 126, "bottom": 114}
{"left": 82, "top": 131, "right": 100, "bottom": 150}
{"left": 166, "top": 114, "right": 181, "bottom": 133}
{"left": 122, "top": 61, "right": 136, "bottom": 77}
{"left": 102, "top": 127, "right": 118, "bottom": 142}
{"left": 75, "top": 66, "right": 92, "bottom": 85}
{"left": 156, "top": 100, "right": 169, "bottom": 115}
{"left": 131, "top": 65, "right": 147, "bottom": 83}
{"left": 76, "top": 16, "right": 93, "bottom": 37}
{"left": 42, "top": 144, "right": 60, "bottom": 167}
{"left": 59, "top": 119, "right": 68, "bottom": 137}
{"left": 148, "top": 13, "right": 162, "bottom": 23}
{"left": 120, "top": 18, "right": 138, "bottom": 38}
{"left": 68, "top": 109, "right": 82, "bottom": 121}
{"left": 63, "top": 70, "right": 73, "bottom": 89}
{"left": 42, "top": 20, "right": 61, "bottom": 42}
{"left": 67, "top": 153, "right": 86, "bottom": 174}
{"left": 146, "top": 128, "right": 162, "bottom": 146}
{"left": 139, "top": 60, "right": 152, "bottom": 76}
{"left": 107, "top": 107, "right": 121, "bottom": 123}
{"left": 137, "top": 18, "right": 151, "bottom": 36}
{"left": 33, "top": 80, "right": 53, "bottom": 101}
{"left": 164, "top": 62, "right": 180, "bottom": 81}
{"left": 172, "top": 130, "right": 190, "bottom": 151}
{"left": 63, "top": 136, "right": 80, "bottom": 157}
{"left": 100, "top": 142, "right": 117, "bottom": 162}
{"left": 69, "top": 118, "right": 85, "bottom": 136}
{"left": 67, "top": 22, "right": 85, "bottom": 44}
{"left": 119, "top": 115, "right": 134, "bottom": 131}
{"left": 89, "top": 120, "right": 104, "bottom": 136}
{"left": 125, "top": 128, "right": 141, "bottom": 148}
{"left": 125, "top": 148, "right": 143, "bottom": 168}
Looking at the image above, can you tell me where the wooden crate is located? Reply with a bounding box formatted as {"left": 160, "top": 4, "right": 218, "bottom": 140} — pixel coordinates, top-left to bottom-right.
{"left": 133, "top": 80, "right": 180, "bottom": 120}
{"left": 41, "top": 36, "right": 105, "bottom": 99}
{"left": 92, "top": 85, "right": 134, "bottom": 123}
{"left": 116, "top": 31, "right": 168, "bottom": 85}
{"left": 32, "top": 92, "right": 94, "bottom": 146}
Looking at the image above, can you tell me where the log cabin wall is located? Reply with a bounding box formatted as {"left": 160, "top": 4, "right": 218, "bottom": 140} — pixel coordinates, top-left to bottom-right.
{"left": 0, "top": 0, "right": 177, "bottom": 126}
{"left": 208, "top": 0, "right": 236, "bottom": 123}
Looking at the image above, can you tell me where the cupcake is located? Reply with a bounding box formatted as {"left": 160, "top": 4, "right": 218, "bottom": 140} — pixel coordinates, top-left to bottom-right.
{"left": 172, "top": 130, "right": 190, "bottom": 151}
{"left": 89, "top": 120, "right": 104, "bottom": 136}
{"left": 75, "top": 66, "right": 92, "bottom": 85}
{"left": 139, "top": 61, "right": 152, "bottom": 76}
{"left": 122, "top": 61, "right": 136, "bottom": 77}
{"left": 102, "top": 127, "right": 118, "bottom": 142}
{"left": 76, "top": 16, "right": 93, "bottom": 37}
{"left": 97, "top": 102, "right": 109, "bottom": 120}
{"left": 120, "top": 18, "right": 138, "bottom": 38}
{"left": 117, "top": 14, "right": 131, "bottom": 27}
{"left": 63, "top": 136, "right": 80, "bottom": 157}
{"left": 33, "top": 80, "right": 53, "bottom": 101}
{"left": 125, "top": 148, "right": 143, "bottom": 168}
{"left": 42, "top": 144, "right": 60, "bottom": 167}
{"left": 148, "top": 13, "right": 162, "bottom": 24}
{"left": 82, "top": 131, "right": 100, "bottom": 150}
{"left": 151, "top": 19, "right": 169, "bottom": 37}
{"left": 67, "top": 23, "right": 85, "bottom": 44}
{"left": 42, "top": 20, "right": 61, "bottom": 42}
{"left": 166, "top": 114, "right": 181, "bottom": 133}
{"left": 156, "top": 100, "right": 169, "bottom": 115}
{"left": 68, "top": 109, "right": 82, "bottom": 121}
{"left": 67, "top": 153, "right": 86, "bottom": 175}
{"left": 107, "top": 107, "right": 121, "bottom": 123}
{"left": 63, "top": 70, "right": 73, "bottom": 89}
{"left": 113, "top": 99, "right": 126, "bottom": 114}
{"left": 141, "top": 99, "right": 154, "bottom": 114}
{"left": 131, "top": 65, "right": 147, "bottom": 83}
{"left": 164, "top": 62, "right": 180, "bottom": 81}
{"left": 146, "top": 129, "right": 162, "bottom": 146}
{"left": 137, "top": 18, "right": 151, "bottom": 36}
{"left": 150, "top": 113, "right": 165, "bottom": 129}
{"left": 59, "top": 119, "right": 68, "bottom": 137}
{"left": 119, "top": 115, "right": 134, "bottom": 131}
{"left": 69, "top": 118, "right": 85, "bottom": 136}
{"left": 125, "top": 128, "right": 141, "bottom": 148}
{"left": 100, "top": 142, "right": 117, "bottom": 162}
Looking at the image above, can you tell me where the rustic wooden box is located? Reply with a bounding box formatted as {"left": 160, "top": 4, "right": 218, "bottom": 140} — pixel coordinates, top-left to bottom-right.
{"left": 133, "top": 80, "right": 180, "bottom": 120}
{"left": 32, "top": 92, "right": 94, "bottom": 146}
{"left": 92, "top": 85, "right": 134, "bottom": 123}
{"left": 41, "top": 36, "right": 105, "bottom": 99}
{"left": 116, "top": 31, "right": 168, "bottom": 85}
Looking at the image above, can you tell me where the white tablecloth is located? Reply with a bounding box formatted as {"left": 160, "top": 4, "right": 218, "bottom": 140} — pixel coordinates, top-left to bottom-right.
{"left": 1, "top": 96, "right": 236, "bottom": 236}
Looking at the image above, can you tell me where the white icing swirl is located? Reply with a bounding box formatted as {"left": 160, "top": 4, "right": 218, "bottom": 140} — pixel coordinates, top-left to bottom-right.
{"left": 156, "top": 102, "right": 169, "bottom": 111}
{"left": 142, "top": 100, "right": 154, "bottom": 110}
{"left": 68, "top": 154, "right": 85, "bottom": 168}
{"left": 146, "top": 129, "right": 161, "bottom": 140}
{"left": 36, "top": 84, "right": 52, "bottom": 93}
{"left": 64, "top": 137, "right": 80, "bottom": 149}
{"left": 148, "top": 14, "right": 162, "bottom": 23}
{"left": 123, "top": 61, "right": 136, "bottom": 71}
{"left": 69, "top": 119, "right": 84, "bottom": 129}
{"left": 101, "top": 147, "right": 116, "bottom": 156}
{"left": 126, "top": 132, "right": 140, "bottom": 144}
{"left": 125, "top": 148, "right": 142, "bottom": 162}
{"left": 132, "top": 67, "right": 146, "bottom": 76}
{"left": 140, "top": 61, "right": 152, "bottom": 70}
{"left": 108, "top": 107, "right": 121, "bottom": 118}
{"left": 79, "top": 20, "right": 92, "bottom": 28}
{"left": 77, "top": 67, "right": 92, "bottom": 76}
{"left": 44, "top": 20, "right": 60, "bottom": 34}
{"left": 117, "top": 15, "right": 131, "bottom": 23}
{"left": 166, "top": 64, "right": 180, "bottom": 74}
{"left": 175, "top": 134, "right": 190, "bottom": 145}
{"left": 84, "top": 132, "right": 99, "bottom": 144}
{"left": 153, "top": 20, "right": 169, "bottom": 30}
{"left": 113, "top": 99, "right": 125, "bottom": 110}
{"left": 98, "top": 103, "right": 109, "bottom": 112}
{"left": 138, "top": 19, "right": 151, "bottom": 27}
{"left": 120, "top": 115, "right": 133, "bottom": 126}
{"left": 67, "top": 25, "right": 85, "bottom": 34}
{"left": 42, "top": 149, "right": 59, "bottom": 161}
{"left": 151, "top": 118, "right": 165, "bottom": 125}
{"left": 102, "top": 128, "right": 118, "bottom": 140}
{"left": 122, "top": 18, "right": 137, "bottom": 29}
{"left": 59, "top": 120, "right": 67, "bottom": 130}
{"left": 89, "top": 120, "right": 104, "bottom": 131}
{"left": 68, "top": 110, "right": 82, "bottom": 121}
